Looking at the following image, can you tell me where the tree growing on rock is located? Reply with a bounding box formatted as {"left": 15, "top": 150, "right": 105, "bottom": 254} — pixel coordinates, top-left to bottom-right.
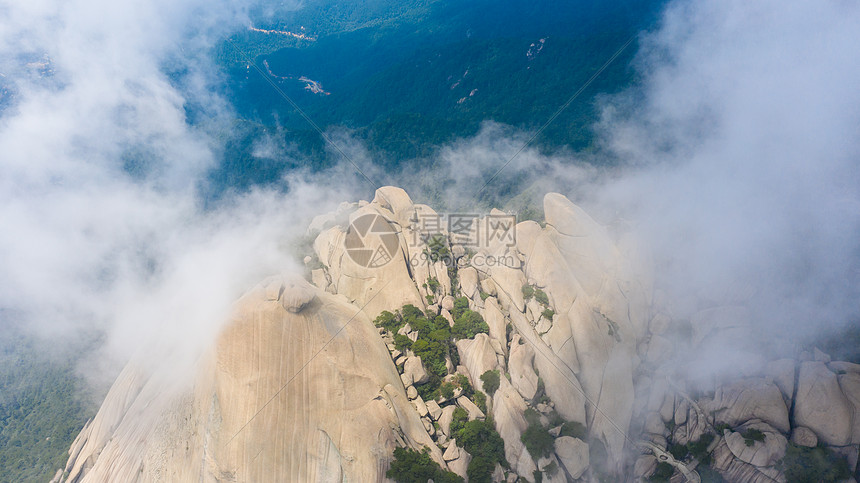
{"left": 480, "top": 370, "right": 500, "bottom": 397}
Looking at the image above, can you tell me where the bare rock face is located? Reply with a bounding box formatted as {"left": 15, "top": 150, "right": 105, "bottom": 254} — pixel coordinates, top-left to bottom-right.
{"left": 312, "top": 188, "right": 425, "bottom": 319}
{"left": 711, "top": 436, "right": 787, "bottom": 483}
{"left": 522, "top": 193, "right": 646, "bottom": 471}
{"left": 709, "top": 378, "right": 790, "bottom": 433}
{"left": 794, "top": 361, "right": 854, "bottom": 446}
{"left": 508, "top": 335, "right": 539, "bottom": 401}
{"left": 790, "top": 426, "right": 818, "bottom": 447}
{"left": 553, "top": 436, "right": 589, "bottom": 479}
{"left": 279, "top": 277, "right": 316, "bottom": 312}
{"left": 724, "top": 420, "right": 787, "bottom": 467}
{"left": 62, "top": 282, "right": 443, "bottom": 482}
{"left": 403, "top": 354, "right": 430, "bottom": 386}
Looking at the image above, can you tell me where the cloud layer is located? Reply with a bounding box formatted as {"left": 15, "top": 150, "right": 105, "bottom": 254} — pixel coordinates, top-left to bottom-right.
{"left": 0, "top": 0, "right": 363, "bottom": 383}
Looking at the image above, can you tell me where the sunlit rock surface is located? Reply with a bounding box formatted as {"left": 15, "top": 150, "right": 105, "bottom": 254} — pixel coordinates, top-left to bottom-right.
{"left": 61, "top": 187, "right": 860, "bottom": 482}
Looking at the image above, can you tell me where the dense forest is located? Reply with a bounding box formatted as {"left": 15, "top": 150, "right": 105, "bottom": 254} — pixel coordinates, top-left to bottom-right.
{"left": 0, "top": 326, "right": 96, "bottom": 482}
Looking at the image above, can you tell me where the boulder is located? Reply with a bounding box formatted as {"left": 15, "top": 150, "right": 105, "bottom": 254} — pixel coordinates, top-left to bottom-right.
{"left": 459, "top": 267, "right": 480, "bottom": 300}
{"left": 765, "top": 359, "right": 796, "bottom": 402}
{"left": 839, "top": 372, "right": 860, "bottom": 444}
{"left": 633, "top": 455, "right": 657, "bottom": 478}
{"left": 724, "top": 420, "right": 787, "bottom": 467}
{"left": 554, "top": 436, "right": 589, "bottom": 479}
{"left": 711, "top": 437, "right": 785, "bottom": 483}
{"left": 62, "top": 284, "right": 443, "bottom": 482}
{"left": 414, "top": 396, "right": 429, "bottom": 418}
{"left": 455, "top": 334, "right": 499, "bottom": 393}
{"left": 280, "top": 278, "right": 316, "bottom": 313}
{"left": 709, "top": 378, "right": 790, "bottom": 433}
{"left": 457, "top": 396, "right": 485, "bottom": 420}
{"left": 508, "top": 335, "right": 539, "bottom": 401}
{"left": 443, "top": 441, "right": 460, "bottom": 461}
{"left": 426, "top": 400, "right": 443, "bottom": 421}
{"left": 794, "top": 361, "right": 853, "bottom": 445}
{"left": 483, "top": 298, "right": 508, "bottom": 347}
{"left": 438, "top": 405, "right": 457, "bottom": 437}
{"left": 447, "top": 447, "right": 471, "bottom": 480}
{"left": 403, "top": 355, "right": 430, "bottom": 386}
{"left": 790, "top": 427, "right": 818, "bottom": 448}
{"left": 441, "top": 295, "right": 455, "bottom": 312}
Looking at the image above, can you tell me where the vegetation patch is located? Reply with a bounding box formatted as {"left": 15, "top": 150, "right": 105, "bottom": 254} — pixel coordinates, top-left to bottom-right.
{"left": 455, "top": 419, "right": 507, "bottom": 483}
{"left": 559, "top": 421, "right": 587, "bottom": 440}
{"left": 779, "top": 442, "right": 851, "bottom": 482}
{"left": 520, "top": 408, "right": 555, "bottom": 459}
{"left": 480, "top": 370, "right": 500, "bottom": 397}
{"left": 473, "top": 391, "right": 487, "bottom": 414}
{"left": 649, "top": 462, "right": 675, "bottom": 482}
{"left": 386, "top": 446, "right": 463, "bottom": 483}
{"left": 740, "top": 428, "right": 765, "bottom": 447}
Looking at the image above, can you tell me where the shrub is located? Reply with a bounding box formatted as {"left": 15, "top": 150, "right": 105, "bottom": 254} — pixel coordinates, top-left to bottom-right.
{"left": 534, "top": 288, "right": 549, "bottom": 306}
{"left": 440, "top": 382, "right": 455, "bottom": 399}
{"left": 452, "top": 296, "right": 470, "bottom": 319}
{"left": 386, "top": 447, "right": 464, "bottom": 483}
{"left": 452, "top": 310, "right": 489, "bottom": 339}
{"left": 649, "top": 462, "right": 674, "bottom": 482}
{"left": 522, "top": 284, "right": 535, "bottom": 300}
{"left": 467, "top": 456, "right": 496, "bottom": 483}
{"left": 541, "top": 308, "right": 555, "bottom": 320}
{"left": 427, "top": 277, "right": 440, "bottom": 293}
{"left": 480, "top": 370, "right": 500, "bottom": 396}
{"left": 687, "top": 433, "right": 715, "bottom": 463}
{"left": 394, "top": 334, "right": 413, "bottom": 351}
{"left": 546, "top": 410, "right": 565, "bottom": 428}
{"left": 456, "top": 373, "right": 473, "bottom": 396}
{"left": 426, "top": 235, "right": 450, "bottom": 263}
{"left": 374, "top": 310, "right": 402, "bottom": 332}
{"left": 669, "top": 442, "right": 688, "bottom": 460}
{"left": 559, "top": 421, "right": 587, "bottom": 439}
{"left": 523, "top": 407, "right": 542, "bottom": 426}
{"left": 779, "top": 442, "right": 851, "bottom": 482}
{"left": 473, "top": 391, "right": 487, "bottom": 414}
{"left": 741, "top": 428, "right": 765, "bottom": 447}
{"left": 698, "top": 464, "right": 727, "bottom": 482}
{"left": 456, "top": 419, "right": 507, "bottom": 469}
{"left": 544, "top": 460, "right": 558, "bottom": 477}
{"left": 401, "top": 304, "right": 425, "bottom": 321}
{"left": 450, "top": 407, "right": 469, "bottom": 435}
{"left": 521, "top": 421, "right": 555, "bottom": 459}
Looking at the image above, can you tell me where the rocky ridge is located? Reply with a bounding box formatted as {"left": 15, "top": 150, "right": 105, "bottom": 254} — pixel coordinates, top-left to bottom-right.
{"left": 57, "top": 187, "right": 860, "bottom": 482}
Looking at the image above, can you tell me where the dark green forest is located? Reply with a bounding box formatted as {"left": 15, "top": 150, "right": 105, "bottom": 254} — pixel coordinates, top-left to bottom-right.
{"left": 0, "top": 327, "right": 96, "bottom": 482}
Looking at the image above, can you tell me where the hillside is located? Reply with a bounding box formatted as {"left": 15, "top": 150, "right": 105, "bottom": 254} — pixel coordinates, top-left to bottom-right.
{"left": 57, "top": 187, "right": 860, "bottom": 482}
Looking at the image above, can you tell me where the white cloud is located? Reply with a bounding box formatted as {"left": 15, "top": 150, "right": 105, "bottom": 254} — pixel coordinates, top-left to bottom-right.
{"left": 0, "top": 0, "right": 356, "bottom": 386}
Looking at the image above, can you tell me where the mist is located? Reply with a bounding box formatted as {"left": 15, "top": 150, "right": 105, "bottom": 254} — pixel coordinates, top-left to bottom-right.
{"left": 1, "top": 0, "right": 858, "bottom": 412}
{"left": 392, "top": 0, "right": 860, "bottom": 378}
{"left": 595, "top": 0, "right": 860, "bottom": 353}
{"left": 0, "top": 0, "right": 371, "bottom": 390}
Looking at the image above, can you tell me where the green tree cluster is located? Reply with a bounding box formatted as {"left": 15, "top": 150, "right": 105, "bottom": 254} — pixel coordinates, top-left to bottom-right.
{"left": 386, "top": 447, "right": 463, "bottom": 483}
{"left": 480, "top": 370, "right": 500, "bottom": 396}
{"left": 779, "top": 442, "right": 851, "bottom": 482}
{"left": 451, "top": 297, "right": 489, "bottom": 339}
{"left": 455, "top": 419, "right": 507, "bottom": 483}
